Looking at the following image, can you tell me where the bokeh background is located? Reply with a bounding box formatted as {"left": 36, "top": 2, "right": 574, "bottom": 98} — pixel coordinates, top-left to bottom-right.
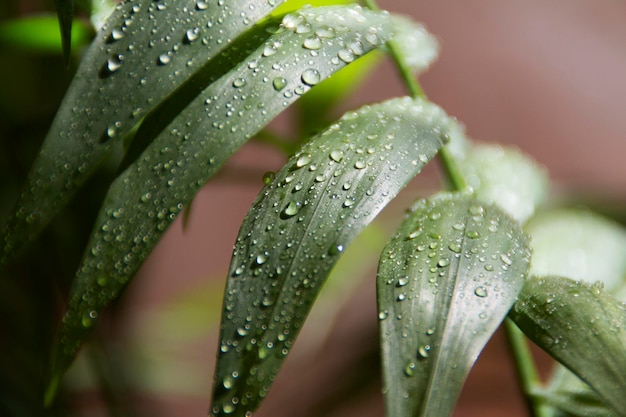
{"left": 1, "top": 1, "right": 625, "bottom": 416}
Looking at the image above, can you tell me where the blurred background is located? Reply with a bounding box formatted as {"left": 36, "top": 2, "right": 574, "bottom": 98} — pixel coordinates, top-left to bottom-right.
{"left": 1, "top": 0, "right": 625, "bottom": 416}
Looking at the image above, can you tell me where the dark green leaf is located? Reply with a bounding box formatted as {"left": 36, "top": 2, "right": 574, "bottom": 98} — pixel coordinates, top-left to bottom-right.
{"left": 210, "top": 96, "right": 453, "bottom": 417}
{"left": 377, "top": 193, "right": 531, "bottom": 417}
{"left": 48, "top": 5, "right": 424, "bottom": 398}
{"left": 53, "top": 0, "right": 74, "bottom": 62}
{"left": 1, "top": 0, "right": 286, "bottom": 265}
{"left": 510, "top": 275, "right": 626, "bottom": 416}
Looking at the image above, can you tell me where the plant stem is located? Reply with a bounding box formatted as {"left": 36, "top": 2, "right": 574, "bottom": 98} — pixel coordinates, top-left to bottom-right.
{"left": 364, "top": 3, "right": 548, "bottom": 417}
{"left": 254, "top": 129, "right": 296, "bottom": 156}
{"left": 504, "top": 319, "right": 551, "bottom": 417}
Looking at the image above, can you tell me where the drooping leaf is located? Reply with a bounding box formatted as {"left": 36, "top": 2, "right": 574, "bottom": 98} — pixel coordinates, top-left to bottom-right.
{"left": 459, "top": 144, "right": 549, "bottom": 224}
{"left": 210, "top": 96, "right": 453, "bottom": 417}
{"left": 53, "top": 0, "right": 74, "bottom": 63}
{"left": 510, "top": 275, "right": 626, "bottom": 416}
{"left": 0, "top": 15, "right": 93, "bottom": 54}
{"left": 377, "top": 193, "right": 531, "bottom": 417}
{"left": 525, "top": 209, "right": 626, "bottom": 291}
{"left": 383, "top": 15, "right": 439, "bottom": 74}
{"left": 48, "top": 6, "right": 429, "bottom": 397}
{"left": 1, "top": 0, "right": 287, "bottom": 265}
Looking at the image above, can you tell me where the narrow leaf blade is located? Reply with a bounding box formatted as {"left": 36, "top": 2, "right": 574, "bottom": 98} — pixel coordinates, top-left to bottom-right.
{"left": 211, "top": 96, "right": 453, "bottom": 417}
{"left": 53, "top": 0, "right": 74, "bottom": 62}
{"left": 1, "top": 0, "right": 286, "bottom": 264}
{"left": 49, "top": 6, "right": 423, "bottom": 392}
{"left": 377, "top": 193, "right": 531, "bottom": 417}
{"left": 510, "top": 275, "right": 626, "bottom": 416}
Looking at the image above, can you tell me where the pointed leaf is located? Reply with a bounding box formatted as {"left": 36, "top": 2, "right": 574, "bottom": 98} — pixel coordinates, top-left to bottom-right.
{"left": 377, "top": 193, "right": 531, "bottom": 417}
{"left": 1, "top": 0, "right": 287, "bottom": 265}
{"left": 210, "top": 96, "right": 453, "bottom": 417}
{"left": 510, "top": 275, "right": 626, "bottom": 416}
{"left": 0, "top": 15, "right": 92, "bottom": 53}
{"left": 53, "top": 0, "right": 74, "bottom": 62}
{"left": 49, "top": 6, "right": 425, "bottom": 393}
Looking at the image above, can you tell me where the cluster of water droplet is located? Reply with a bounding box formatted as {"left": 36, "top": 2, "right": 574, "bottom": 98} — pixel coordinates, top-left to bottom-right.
{"left": 377, "top": 194, "right": 531, "bottom": 409}
{"left": 211, "top": 96, "right": 452, "bottom": 415}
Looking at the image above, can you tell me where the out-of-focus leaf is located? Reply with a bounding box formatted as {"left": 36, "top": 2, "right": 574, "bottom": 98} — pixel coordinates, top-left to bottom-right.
{"left": 459, "top": 144, "right": 549, "bottom": 224}
{"left": 377, "top": 193, "right": 531, "bottom": 417}
{"left": 1, "top": 0, "right": 287, "bottom": 266}
{"left": 53, "top": 0, "right": 74, "bottom": 62}
{"left": 384, "top": 15, "right": 439, "bottom": 74}
{"left": 272, "top": 0, "right": 355, "bottom": 17}
{"left": 510, "top": 275, "right": 626, "bottom": 416}
{"left": 0, "top": 15, "right": 92, "bottom": 54}
{"left": 537, "top": 365, "right": 618, "bottom": 417}
{"left": 526, "top": 209, "right": 626, "bottom": 291}
{"left": 211, "top": 96, "right": 453, "bottom": 417}
{"left": 48, "top": 6, "right": 426, "bottom": 400}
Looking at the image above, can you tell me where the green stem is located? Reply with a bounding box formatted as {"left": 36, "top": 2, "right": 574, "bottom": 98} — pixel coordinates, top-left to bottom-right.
{"left": 504, "top": 319, "right": 551, "bottom": 417}
{"left": 253, "top": 129, "right": 296, "bottom": 156}
{"left": 364, "top": 3, "right": 547, "bottom": 417}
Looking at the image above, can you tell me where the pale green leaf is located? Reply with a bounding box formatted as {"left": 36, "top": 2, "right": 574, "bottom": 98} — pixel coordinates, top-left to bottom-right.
{"left": 48, "top": 6, "right": 424, "bottom": 398}
{"left": 1, "top": 0, "right": 286, "bottom": 265}
{"left": 510, "top": 275, "right": 626, "bottom": 416}
{"left": 459, "top": 144, "right": 549, "bottom": 224}
{"left": 525, "top": 209, "right": 626, "bottom": 292}
{"left": 210, "top": 96, "right": 453, "bottom": 417}
{"left": 377, "top": 193, "right": 531, "bottom": 417}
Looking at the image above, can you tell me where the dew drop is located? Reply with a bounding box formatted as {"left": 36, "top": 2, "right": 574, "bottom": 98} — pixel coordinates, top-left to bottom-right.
{"left": 272, "top": 77, "right": 287, "bottom": 91}
{"left": 337, "top": 48, "right": 355, "bottom": 63}
{"left": 417, "top": 344, "right": 431, "bottom": 359}
{"left": 301, "top": 68, "right": 321, "bottom": 86}
{"left": 255, "top": 253, "right": 268, "bottom": 265}
{"left": 329, "top": 149, "right": 344, "bottom": 162}
{"left": 354, "top": 160, "right": 366, "bottom": 169}
{"left": 196, "top": 0, "right": 208, "bottom": 10}
{"left": 263, "top": 171, "right": 275, "bottom": 185}
{"left": 282, "top": 201, "right": 301, "bottom": 218}
{"left": 185, "top": 27, "right": 200, "bottom": 43}
{"left": 474, "top": 286, "right": 488, "bottom": 298}
{"left": 158, "top": 53, "right": 171, "bottom": 65}
{"left": 466, "top": 230, "right": 480, "bottom": 239}
{"left": 110, "top": 28, "right": 125, "bottom": 42}
{"left": 303, "top": 36, "right": 322, "bottom": 50}
{"left": 404, "top": 361, "right": 416, "bottom": 376}
{"left": 295, "top": 154, "right": 312, "bottom": 168}
{"left": 232, "top": 78, "right": 246, "bottom": 88}
{"left": 106, "top": 54, "right": 124, "bottom": 73}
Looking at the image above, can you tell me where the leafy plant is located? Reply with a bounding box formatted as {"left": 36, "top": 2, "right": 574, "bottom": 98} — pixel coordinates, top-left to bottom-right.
{"left": 1, "top": 1, "right": 625, "bottom": 417}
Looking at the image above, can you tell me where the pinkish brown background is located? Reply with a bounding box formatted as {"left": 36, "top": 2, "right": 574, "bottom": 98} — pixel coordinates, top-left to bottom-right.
{"left": 69, "top": 1, "right": 626, "bottom": 416}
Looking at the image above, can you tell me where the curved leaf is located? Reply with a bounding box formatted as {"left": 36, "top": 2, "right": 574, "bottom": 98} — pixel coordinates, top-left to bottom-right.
{"left": 459, "top": 144, "right": 549, "bottom": 224}
{"left": 525, "top": 209, "right": 626, "bottom": 292}
{"left": 210, "top": 96, "right": 453, "bottom": 417}
{"left": 510, "top": 275, "right": 626, "bottom": 416}
{"left": 48, "top": 6, "right": 425, "bottom": 395}
{"left": 1, "top": 0, "right": 286, "bottom": 265}
{"left": 377, "top": 193, "right": 531, "bottom": 417}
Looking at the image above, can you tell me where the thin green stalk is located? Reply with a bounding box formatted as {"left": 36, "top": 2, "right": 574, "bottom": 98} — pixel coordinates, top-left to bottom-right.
{"left": 363, "top": 2, "right": 547, "bottom": 417}
{"left": 505, "top": 319, "right": 551, "bottom": 417}
{"left": 254, "top": 129, "right": 296, "bottom": 156}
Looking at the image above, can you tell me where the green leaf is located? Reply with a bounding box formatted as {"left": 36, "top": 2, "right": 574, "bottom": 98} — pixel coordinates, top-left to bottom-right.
{"left": 525, "top": 209, "right": 626, "bottom": 292}
{"left": 210, "top": 96, "right": 453, "bottom": 417}
{"left": 0, "top": 15, "right": 92, "bottom": 54}
{"left": 537, "top": 365, "right": 618, "bottom": 417}
{"left": 510, "top": 275, "right": 626, "bottom": 416}
{"left": 53, "top": 0, "right": 74, "bottom": 63}
{"left": 459, "top": 144, "right": 549, "bottom": 224}
{"left": 1, "top": 0, "right": 287, "bottom": 266}
{"left": 47, "top": 5, "right": 426, "bottom": 398}
{"left": 377, "top": 193, "right": 531, "bottom": 417}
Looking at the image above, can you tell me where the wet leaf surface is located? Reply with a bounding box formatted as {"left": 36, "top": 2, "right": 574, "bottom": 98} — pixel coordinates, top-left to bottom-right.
{"left": 47, "top": 5, "right": 432, "bottom": 398}
{"left": 377, "top": 193, "right": 531, "bottom": 417}
{"left": 211, "top": 96, "right": 452, "bottom": 416}
{"left": 510, "top": 275, "right": 626, "bottom": 416}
